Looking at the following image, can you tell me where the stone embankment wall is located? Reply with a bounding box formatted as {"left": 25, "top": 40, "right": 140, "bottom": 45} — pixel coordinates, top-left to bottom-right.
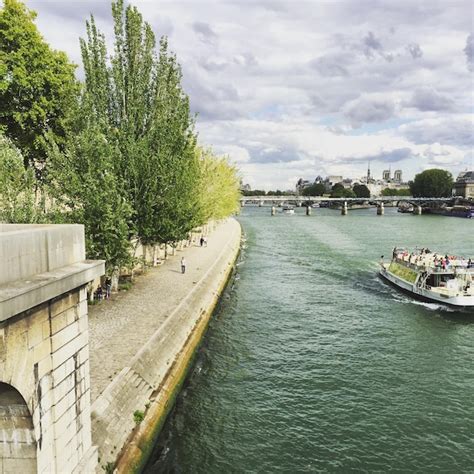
{"left": 0, "top": 224, "right": 104, "bottom": 474}
{"left": 91, "top": 219, "right": 241, "bottom": 472}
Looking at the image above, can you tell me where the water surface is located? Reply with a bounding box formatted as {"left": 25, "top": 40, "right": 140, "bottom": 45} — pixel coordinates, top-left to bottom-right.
{"left": 146, "top": 207, "right": 474, "bottom": 473}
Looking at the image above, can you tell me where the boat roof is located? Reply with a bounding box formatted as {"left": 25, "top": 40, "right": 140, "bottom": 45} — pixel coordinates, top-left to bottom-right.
{"left": 393, "top": 249, "right": 474, "bottom": 273}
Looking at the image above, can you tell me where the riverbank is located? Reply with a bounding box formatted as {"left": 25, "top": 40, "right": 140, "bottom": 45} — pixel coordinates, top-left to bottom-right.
{"left": 87, "top": 218, "right": 241, "bottom": 472}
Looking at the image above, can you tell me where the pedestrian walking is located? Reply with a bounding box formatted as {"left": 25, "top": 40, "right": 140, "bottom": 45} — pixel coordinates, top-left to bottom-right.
{"left": 200, "top": 236, "right": 204, "bottom": 247}
{"left": 105, "top": 277, "right": 112, "bottom": 299}
{"left": 181, "top": 257, "right": 186, "bottom": 274}
{"left": 203, "top": 237, "right": 207, "bottom": 247}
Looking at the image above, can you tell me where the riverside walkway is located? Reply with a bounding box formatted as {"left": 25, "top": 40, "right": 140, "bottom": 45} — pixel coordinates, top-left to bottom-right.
{"left": 88, "top": 218, "right": 241, "bottom": 402}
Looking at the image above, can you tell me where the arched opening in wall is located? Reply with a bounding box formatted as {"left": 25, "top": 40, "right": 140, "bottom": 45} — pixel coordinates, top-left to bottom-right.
{"left": 0, "top": 382, "right": 37, "bottom": 473}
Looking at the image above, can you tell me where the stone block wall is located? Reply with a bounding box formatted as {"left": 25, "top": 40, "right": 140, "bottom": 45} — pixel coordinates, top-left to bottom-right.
{"left": 0, "top": 288, "right": 97, "bottom": 473}
{"left": 0, "top": 223, "right": 104, "bottom": 473}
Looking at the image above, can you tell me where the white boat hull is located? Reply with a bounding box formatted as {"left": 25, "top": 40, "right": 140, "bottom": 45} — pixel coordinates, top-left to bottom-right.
{"left": 380, "top": 267, "right": 474, "bottom": 308}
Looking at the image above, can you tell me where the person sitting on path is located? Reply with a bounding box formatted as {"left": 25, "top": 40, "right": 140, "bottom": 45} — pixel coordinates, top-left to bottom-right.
{"left": 181, "top": 257, "right": 186, "bottom": 274}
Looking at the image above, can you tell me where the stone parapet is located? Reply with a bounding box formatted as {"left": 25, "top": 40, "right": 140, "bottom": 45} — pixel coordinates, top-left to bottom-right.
{"left": 0, "top": 224, "right": 104, "bottom": 473}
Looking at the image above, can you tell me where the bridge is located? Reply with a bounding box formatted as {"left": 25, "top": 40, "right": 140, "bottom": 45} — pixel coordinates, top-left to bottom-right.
{"left": 240, "top": 196, "right": 464, "bottom": 216}
{"left": 240, "top": 195, "right": 456, "bottom": 205}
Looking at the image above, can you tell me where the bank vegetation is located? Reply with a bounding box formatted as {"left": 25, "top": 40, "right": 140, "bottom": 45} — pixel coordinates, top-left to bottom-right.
{"left": 0, "top": 0, "right": 240, "bottom": 273}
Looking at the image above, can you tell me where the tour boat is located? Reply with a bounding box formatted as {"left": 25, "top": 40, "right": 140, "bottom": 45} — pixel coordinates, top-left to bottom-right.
{"left": 379, "top": 248, "right": 474, "bottom": 308}
{"left": 427, "top": 205, "right": 474, "bottom": 218}
{"left": 282, "top": 206, "right": 295, "bottom": 214}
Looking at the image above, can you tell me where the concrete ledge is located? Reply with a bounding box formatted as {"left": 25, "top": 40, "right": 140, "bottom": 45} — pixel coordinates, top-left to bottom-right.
{"left": 0, "top": 260, "right": 105, "bottom": 322}
{"left": 0, "top": 224, "right": 86, "bottom": 285}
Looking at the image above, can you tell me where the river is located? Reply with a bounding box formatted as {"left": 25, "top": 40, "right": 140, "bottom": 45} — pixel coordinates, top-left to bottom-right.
{"left": 145, "top": 206, "right": 473, "bottom": 473}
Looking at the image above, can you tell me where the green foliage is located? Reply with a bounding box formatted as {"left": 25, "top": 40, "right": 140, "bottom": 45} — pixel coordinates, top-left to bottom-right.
{"left": 0, "top": 0, "right": 78, "bottom": 173}
{"left": 381, "top": 187, "right": 411, "bottom": 196}
{"left": 47, "top": 123, "right": 133, "bottom": 273}
{"left": 104, "top": 462, "right": 115, "bottom": 474}
{"left": 2, "top": 0, "right": 241, "bottom": 276}
{"left": 352, "top": 183, "right": 371, "bottom": 198}
{"left": 195, "top": 148, "right": 241, "bottom": 223}
{"left": 410, "top": 169, "right": 453, "bottom": 198}
{"left": 133, "top": 410, "right": 144, "bottom": 424}
{"left": 241, "top": 189, "right": 267, "bottom": 196}
{"left": 80, "top": 1, "right": 200, "bottom": 246}
{"left": 331, "top": 183, "right": 355, "bottom": 198}
{"left": 301, "top": 182, "right": 326, "bottom": 196}
{"left": 0, "top": 134, "right": 45, "bottom": 222}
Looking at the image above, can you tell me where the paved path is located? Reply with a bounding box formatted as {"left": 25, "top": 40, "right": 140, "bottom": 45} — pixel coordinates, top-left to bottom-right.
{"left": 88, "top": 219, "right": 241, "bottom": 402}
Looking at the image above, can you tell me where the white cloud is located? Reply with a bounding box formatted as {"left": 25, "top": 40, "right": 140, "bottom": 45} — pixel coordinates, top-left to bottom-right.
{"left": 24, "top": 0, "right": 474, "bottom": 189}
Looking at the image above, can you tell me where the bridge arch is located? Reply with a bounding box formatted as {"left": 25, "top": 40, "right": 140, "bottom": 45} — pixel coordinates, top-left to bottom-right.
{"left": 0, "top": 382, "right": 37, "bottom": 473}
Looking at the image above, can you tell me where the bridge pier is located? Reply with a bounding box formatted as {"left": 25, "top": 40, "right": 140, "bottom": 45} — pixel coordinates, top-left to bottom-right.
{"left": 271, "top": 206, "right": 276, "bottom": 216}
{"left": 306, "top": 206, "right": 311, "bottom": 216}
{"left": 258, "top": 201, "right": 263, "bottom": 207}
{"left": 0, "top": 224, "right": 104, "bottom": 473}
{"left": 414, "top": 205, "right": 422, "bottom": 215}
{"left": 341, "top": 202, "right": 348, "bottom": 215}
{"left": 377, "top": 203, "right": 385, "bottom": 215}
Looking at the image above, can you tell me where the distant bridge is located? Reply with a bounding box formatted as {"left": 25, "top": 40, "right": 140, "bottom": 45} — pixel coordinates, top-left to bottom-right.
{"left": 240, "top": 195, "right": 458, "bottom": 206}
{"left": 239, "top": 195, "right": 469, "bottom": 216}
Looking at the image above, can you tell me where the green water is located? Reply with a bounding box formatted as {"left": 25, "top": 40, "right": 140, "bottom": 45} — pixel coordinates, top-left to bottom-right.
{"left": 146, "top": 207, "right": 474, "bottom": 473}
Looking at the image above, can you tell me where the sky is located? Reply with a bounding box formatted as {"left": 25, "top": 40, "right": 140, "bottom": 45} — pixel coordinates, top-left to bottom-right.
{"left": 26, "top": 0, "right": 474, "bottom": 190}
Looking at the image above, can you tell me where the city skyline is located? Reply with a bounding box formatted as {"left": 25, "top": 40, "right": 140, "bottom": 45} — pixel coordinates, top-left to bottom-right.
{"left": 26, "top": 0, "right": 474, "bottom": 190}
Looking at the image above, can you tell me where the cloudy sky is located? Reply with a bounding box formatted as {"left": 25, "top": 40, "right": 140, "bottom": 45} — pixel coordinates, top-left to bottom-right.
{"left": 26, "top": 0, "right": 473, "bottom": 190}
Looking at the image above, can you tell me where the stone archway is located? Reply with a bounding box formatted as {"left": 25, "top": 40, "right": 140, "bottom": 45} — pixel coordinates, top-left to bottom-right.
{"left": 0, "top": 382, "right": 37, "bottom": 473}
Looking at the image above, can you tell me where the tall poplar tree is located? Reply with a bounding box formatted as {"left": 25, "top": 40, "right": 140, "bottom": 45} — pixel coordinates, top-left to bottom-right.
{"left": 80, "top": 0, "right": 199, "bottom": 246}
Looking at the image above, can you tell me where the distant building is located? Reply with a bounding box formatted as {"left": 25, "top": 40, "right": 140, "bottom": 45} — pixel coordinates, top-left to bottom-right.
{"left": 296, "top": 178, "right": 311, "bottom": 194}
{"left": 341, "top": 178, "right": 353, "bottom": 189}
{"left": 453, "top": 171, "right": 474, "bottom": 198}
{"left": 324, "top": 175, "right": 343, "bottom": 192}
{"left": 241, "top": 183, "right": 251, "bottom": 192}
{"left": 382, "top": 168, "right": 402, "bottom": 183}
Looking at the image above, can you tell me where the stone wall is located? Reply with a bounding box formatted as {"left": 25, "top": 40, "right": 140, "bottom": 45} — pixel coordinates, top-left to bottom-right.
{"left": 0, "top": 224, "right": 104, "bottom": 473}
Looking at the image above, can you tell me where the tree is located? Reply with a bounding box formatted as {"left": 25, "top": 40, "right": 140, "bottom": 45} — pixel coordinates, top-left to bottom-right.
{"left": 195, "top": 147, "right": 240, "bottom": 223}
{"left": 410, "top": 169, "right": 453, "bottom": 197}
{"left": 80, "top": 1, "right": 200, "bottom": 246}
{"left": 353, "top": 183, "right": 370, "bottom": 198}
{"left": 301, "top": 182, "right": 326, "bottom": 196}
{"left": 331, "top": 183, "right": 355, "bottom": 198}
{"left": 381, "top": 187, "right": 411, "bottom": 196}
{"left": 47, "top": 121, "right": 133, "bottom": 273}
{"left": 0, "top": 133, "right": 45, "bottom": 222}
{"left": 0, "top": 0, "right": 78, "bottom": 172}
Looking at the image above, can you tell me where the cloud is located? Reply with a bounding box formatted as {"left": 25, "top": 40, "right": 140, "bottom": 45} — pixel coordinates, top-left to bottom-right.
{"left": 422, "top": 143, "right": 465, "bottom": 165}
{"left": 21, "top": 0, "right": 474, "bottom": 188}
{"left": 248, "top": 145, "right": 300, "bottom": 164}
{"left": 399, "top": 117, "right": 474, "bottom": 147}
{"left": 406, "top": 43, "right": 423, "bottom": 59}
{"left": 343, "top": 95, "right": 396, "bottom": 126}
{"left": 337, "top": 147, "right": 414, "bottom": 164}
{"left": 310, "top": 55, "right": 349, "bottom": 77}
{"left": 406, "top": 87, "right": 454, "bottom": 112}
{"left": 464, "top": 33, "right": 474, "bottom": 71}
{"left": 363, "top": 31, "right": 383, "bottom": 58}
{"left": 192, "top": 21, "right": 217, "bottom": 44}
